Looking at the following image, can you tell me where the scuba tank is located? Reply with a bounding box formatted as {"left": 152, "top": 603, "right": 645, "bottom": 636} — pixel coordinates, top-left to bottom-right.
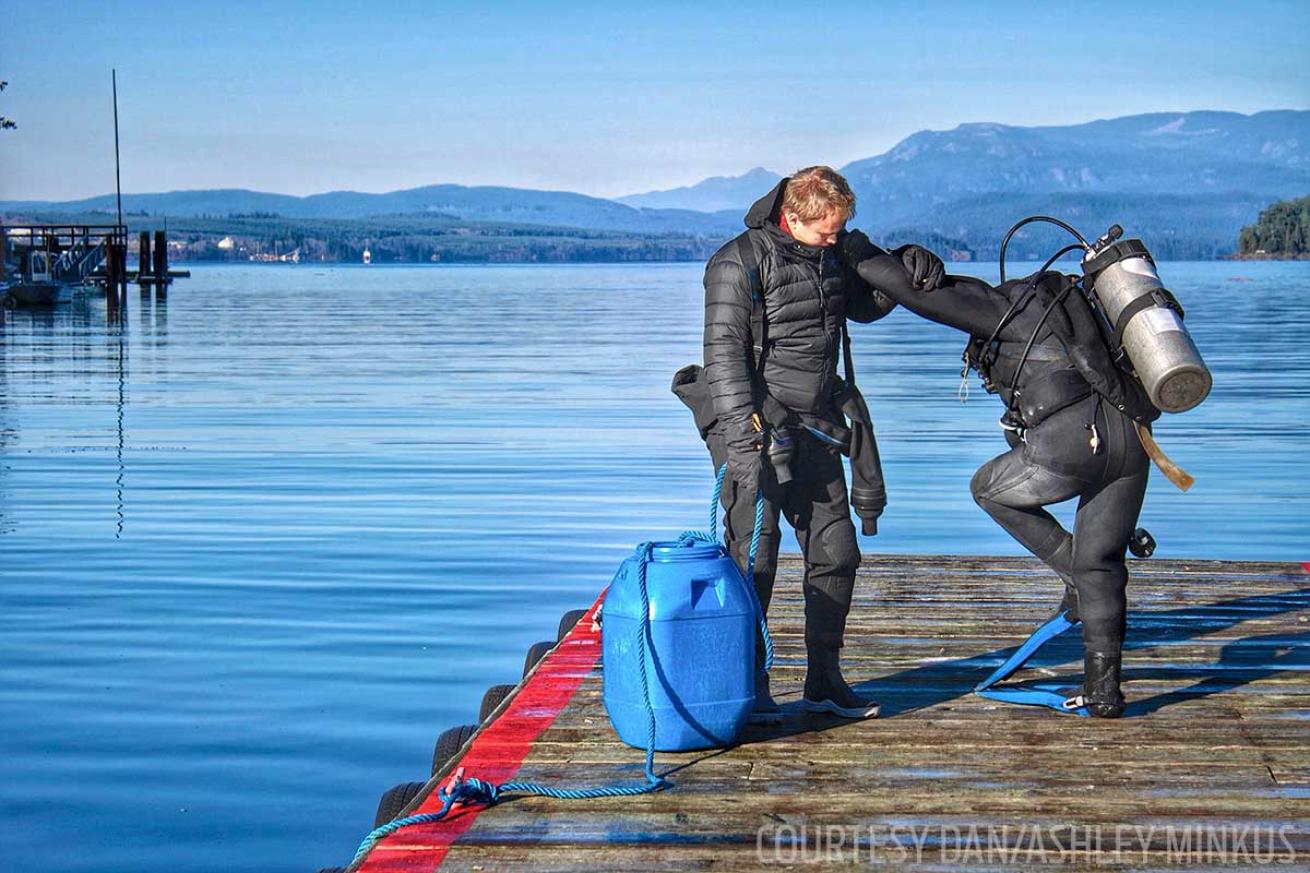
{"left": 1080, "top": 226, "right": 1212, "bottom": 413}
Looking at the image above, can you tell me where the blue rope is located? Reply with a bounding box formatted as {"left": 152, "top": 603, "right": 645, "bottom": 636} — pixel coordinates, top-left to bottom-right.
{"left": 351, "top": 468, "right": 771, "bottom": 864}
{"left": 699, "top": 463, "right": 772, "bottom": 673}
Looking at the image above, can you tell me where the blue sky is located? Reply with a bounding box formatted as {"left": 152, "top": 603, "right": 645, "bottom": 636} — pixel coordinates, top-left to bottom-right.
{"left": 1, "top": 0, "right": 1307, "bottom": 201}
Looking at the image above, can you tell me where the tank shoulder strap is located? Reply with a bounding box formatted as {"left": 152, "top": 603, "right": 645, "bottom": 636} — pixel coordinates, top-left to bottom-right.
{"left": 1111, "top": 287, "right": 1184, "bottom": 350}
{"left": 734, "top": 234, "right": 766, "bottom": 374}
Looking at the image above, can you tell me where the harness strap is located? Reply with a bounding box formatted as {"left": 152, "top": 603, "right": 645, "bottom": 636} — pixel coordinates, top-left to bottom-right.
{"left": 973, "top": 611, "right": 1090, "bottom": 717}
{"left": 1111, "top": 287, "right": 1184, "bottom": 349}
{"left": 735, "top": 234, "right": 767, "bottom": 374}
{"left": 842, "top": 320, "right": 856, "bottom": 385}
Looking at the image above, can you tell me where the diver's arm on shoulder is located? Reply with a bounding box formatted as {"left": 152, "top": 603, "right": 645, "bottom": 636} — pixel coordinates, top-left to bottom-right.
{"left": 702, "top": 250, "right": 760, "bottom": 443}
{"left": 842, "top": 260, "right": 898, "bottom": 323}
{"left": 838, "top": 230, "right": 1013, "bottom": 336}
{"left": 847, "top": 252, "right": 1013, "bottom": 339}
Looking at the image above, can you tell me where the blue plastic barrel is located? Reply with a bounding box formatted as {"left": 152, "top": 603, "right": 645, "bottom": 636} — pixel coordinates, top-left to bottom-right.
{"left": 602, "top": 540, "right": 756, "bottom": 752}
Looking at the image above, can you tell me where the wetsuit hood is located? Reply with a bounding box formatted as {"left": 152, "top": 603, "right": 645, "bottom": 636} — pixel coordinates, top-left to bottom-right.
{"left": 745, "top": 177, "right": 789, "bottom": 230}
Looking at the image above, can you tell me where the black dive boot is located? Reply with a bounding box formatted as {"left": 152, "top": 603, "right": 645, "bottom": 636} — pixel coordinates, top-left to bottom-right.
{"left": 803, "top": 644, "right": 880, "bottom": 719}
{"left": 1082, "top": 650, "right": 1125, "bottom": 718}
{"left": 749, "top": 671, "right": 783, "bottom": 725}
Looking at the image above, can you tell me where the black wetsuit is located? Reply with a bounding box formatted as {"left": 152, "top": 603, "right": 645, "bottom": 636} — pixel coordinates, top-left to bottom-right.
{"left": 848, "top": 249, "right": 1157, "bottom": 659}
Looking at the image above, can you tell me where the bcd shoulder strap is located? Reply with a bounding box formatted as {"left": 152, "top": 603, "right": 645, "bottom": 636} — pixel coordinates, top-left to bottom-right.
{"left": 734, "top": 234, "right": 767, "bottom": 375}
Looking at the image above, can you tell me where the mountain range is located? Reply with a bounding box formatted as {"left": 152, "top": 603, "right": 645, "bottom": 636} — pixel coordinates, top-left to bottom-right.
{"left": 4, "top": 110, "right": 1307, "bottom": 259}
{"left": 0, "top": 184, "right": 738, "bottom": 236}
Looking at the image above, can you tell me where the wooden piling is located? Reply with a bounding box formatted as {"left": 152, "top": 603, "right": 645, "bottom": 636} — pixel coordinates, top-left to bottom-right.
{"left": 105, "top": 241, "right": 120, "bottom": 319}
{"left": 104, "top": 241, "right": 117, "bottom": 289}
{"left": 0, "top": 226, "right": 7, "bottom": 282}
{"left": 138, "top": 231, "right": 151, "bottom": 280}
{"left": 153, "top": 231, "right": 167, "bottom": 280}
{"left": 118, "top": 242, "right": 129, "bottom": 312}
{"left": 153, "top": 230, "right": 168, "bottom": 295}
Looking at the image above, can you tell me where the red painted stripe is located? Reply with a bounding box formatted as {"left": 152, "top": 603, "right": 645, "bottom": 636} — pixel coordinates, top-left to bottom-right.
{"left": 357, "top": 591, "right": 607, "bottom": 873}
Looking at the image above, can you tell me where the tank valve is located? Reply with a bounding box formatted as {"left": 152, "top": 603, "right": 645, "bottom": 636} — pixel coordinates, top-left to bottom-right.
{"left": 1087, "top": 224, "right": 1124, "bottom": 256}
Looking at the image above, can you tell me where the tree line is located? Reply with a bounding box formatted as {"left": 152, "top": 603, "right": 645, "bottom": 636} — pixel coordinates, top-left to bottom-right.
{"left": 1238, "top": 195, "right": 1310, "bottom": 257}
{"left": 4, "top": 210, "right": 726, "bottom": 263}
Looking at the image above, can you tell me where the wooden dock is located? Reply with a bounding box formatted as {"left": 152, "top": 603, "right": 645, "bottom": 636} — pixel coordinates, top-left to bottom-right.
{"left": 350, "top": 554, "right": 1309, "bottom": 871}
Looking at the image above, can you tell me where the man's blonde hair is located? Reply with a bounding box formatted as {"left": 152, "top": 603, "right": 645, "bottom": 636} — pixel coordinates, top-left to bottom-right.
{"left": 781, "top": 166, "right": 856, "bottom": 222}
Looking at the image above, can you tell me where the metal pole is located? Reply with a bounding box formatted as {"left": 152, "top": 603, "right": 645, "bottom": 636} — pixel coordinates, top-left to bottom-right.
{"left": 112, "top": 69, "right": 123, "bottom": 232}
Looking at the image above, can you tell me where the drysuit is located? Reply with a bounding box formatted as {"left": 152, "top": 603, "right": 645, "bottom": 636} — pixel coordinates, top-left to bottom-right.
{"left": 699, "top": 179, "right": 910, "bottom": 719}
{"left": 840, "top": 231, "right": 1159, "bottom": 716}
{"left": 703, "top": 180, "right": 896, "bottom": 651}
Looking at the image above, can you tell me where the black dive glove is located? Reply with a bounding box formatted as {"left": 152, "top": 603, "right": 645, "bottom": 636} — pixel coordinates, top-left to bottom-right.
{"left": 727, "top": 438, "right": 763, "bottom": 489}
{"left": 893, "top": 244, "right": 945, "bottom": 291}
{"left": 836, "top": 229, "right": 883, "bottom": 268}
{"left": 723, "top": 420, "right": 764, "bottom": 489}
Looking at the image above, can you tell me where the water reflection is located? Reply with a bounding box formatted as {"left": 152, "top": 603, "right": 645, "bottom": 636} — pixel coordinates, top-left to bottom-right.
{"left": 0, "top": 326, "right": 10, "bottom": 535}
{"left": 113, "top": 319, "right": 127, "bottom": 537}
{"left": 0, "top": 287, "right": 158, "bottom": 536}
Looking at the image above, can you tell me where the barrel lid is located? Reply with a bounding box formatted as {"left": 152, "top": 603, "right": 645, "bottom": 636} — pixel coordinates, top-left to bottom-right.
{"left": 650, "top": 540, "right": 726, "bottom": 561}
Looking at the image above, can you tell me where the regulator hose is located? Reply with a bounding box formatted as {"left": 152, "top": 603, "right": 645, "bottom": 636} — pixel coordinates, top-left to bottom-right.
{"left": 999, "top": 216, "right": 1091, "bottom": 284}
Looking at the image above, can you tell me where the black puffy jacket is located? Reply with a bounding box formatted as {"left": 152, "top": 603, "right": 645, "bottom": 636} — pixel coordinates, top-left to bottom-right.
{"left": 702, "top": 179, "right": 896, "bottom": 453}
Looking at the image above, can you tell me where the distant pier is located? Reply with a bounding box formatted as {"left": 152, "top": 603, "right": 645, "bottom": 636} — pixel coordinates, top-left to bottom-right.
{"left": 1, "top": 223, "right": 188, "bottom": 317}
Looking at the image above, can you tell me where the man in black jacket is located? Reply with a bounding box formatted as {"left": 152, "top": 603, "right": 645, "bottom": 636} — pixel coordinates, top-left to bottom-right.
{"left": 702, "top": 166, "right": 934, "bottom": 721}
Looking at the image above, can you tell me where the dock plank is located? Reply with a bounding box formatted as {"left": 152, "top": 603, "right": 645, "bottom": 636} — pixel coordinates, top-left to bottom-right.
{"left": 352, "top": 554, "right": 1309, "bottom": 871}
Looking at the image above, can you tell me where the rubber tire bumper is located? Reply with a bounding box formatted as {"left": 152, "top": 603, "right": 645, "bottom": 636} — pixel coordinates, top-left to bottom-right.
{"left": 522, "top": 640, "right": 555, "bottom": 678}
{"left": 479, "top": 684, "right": 516, "bottom": 723}
{"left": 557, "top": 608, "right": 589, "bottom": 641}
{"left": 431, "top": 723, "right": 478, "bottom": 776}
{"left": 373, "top": 781, "right": 427, "bottom": 828}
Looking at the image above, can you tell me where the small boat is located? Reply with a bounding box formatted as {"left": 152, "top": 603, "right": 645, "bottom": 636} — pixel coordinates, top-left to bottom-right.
{"left": 1, "top": 279, "right": 63, "bottom": 308}
{"left": 1, "top": 249, "right": 66, "bottom": 308}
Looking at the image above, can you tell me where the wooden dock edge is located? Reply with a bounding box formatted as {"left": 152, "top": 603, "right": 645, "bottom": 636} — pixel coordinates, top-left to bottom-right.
{"left": 350, "top": 589, "right": 609, "bottom": 872}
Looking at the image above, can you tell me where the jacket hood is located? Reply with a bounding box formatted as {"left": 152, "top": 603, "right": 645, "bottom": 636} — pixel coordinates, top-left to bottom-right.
{"left": 745, "top": 177, "right": 789, "bottom": 229}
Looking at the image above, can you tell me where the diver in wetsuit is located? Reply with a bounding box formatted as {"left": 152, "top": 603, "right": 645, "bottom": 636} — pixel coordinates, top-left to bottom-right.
{"left": 838, "top": 231, "right": 1159, "bottom": 717}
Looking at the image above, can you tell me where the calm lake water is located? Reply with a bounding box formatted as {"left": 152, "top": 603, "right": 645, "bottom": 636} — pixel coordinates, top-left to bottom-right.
{"left": 2, "top": 261, "right": 1307, "bottom": 872}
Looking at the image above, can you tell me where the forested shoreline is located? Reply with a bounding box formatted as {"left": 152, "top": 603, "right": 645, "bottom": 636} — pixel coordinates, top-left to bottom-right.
{"left": 1, "top": 209, "right": 981, "bottom": 264}
{"left": 1237, "top": 195, "right": 1310, "bottom": 258}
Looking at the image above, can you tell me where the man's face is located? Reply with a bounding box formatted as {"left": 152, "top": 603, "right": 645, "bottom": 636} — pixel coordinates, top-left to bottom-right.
{"left": 785, "top": 209, "right": 848, "bottom": 248}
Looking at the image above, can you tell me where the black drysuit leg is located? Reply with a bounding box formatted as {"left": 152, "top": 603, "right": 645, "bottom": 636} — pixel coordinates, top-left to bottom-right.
{"left": 970, "top": 399, "right": 1148, "bottom": 653}
{"left": 710, "top": 430, "right": 860, "bottom": 650}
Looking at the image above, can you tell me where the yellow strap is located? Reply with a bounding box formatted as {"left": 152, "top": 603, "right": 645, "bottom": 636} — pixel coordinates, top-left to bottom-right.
{"left": 1133, "top": 422, "right": 1194, "bottom": 492}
